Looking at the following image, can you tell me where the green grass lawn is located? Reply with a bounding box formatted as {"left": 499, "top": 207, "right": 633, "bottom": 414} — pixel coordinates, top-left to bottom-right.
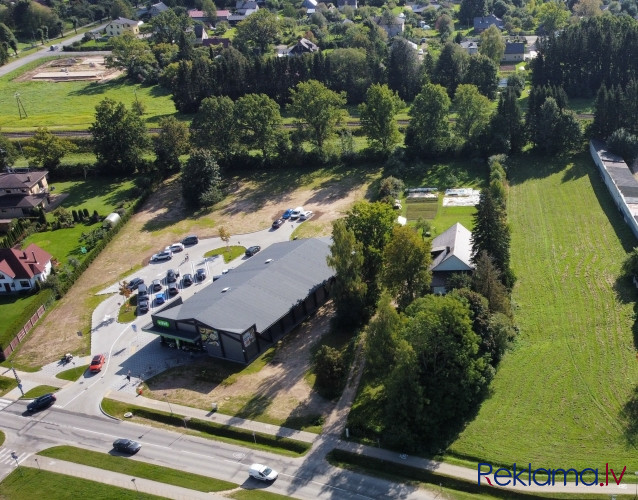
{"left": 204, "top": 245, "right": 245, "bottom": 263}
{"left": 21, "top": 178, "right": 136, "bottom": 264}
{"left": 38, "top": 446, "right": 236, "bottom": 492}
{"left": 0, "top": 292, "right": 46, "bottom": 345}
{"left": 0, "top": 64, "right": 181, "bottom": 131}
{"left": 0, "top": 376, "right": 18, "bottom": 396}
{"left": 0, "top": 468, "right": 163, "bottom": 499}
{"left": 447, "top": 151, "right": 638, "bottom": 471}
{"left": 21, "top": 385, "right": 59, "bottom": 398}
{"left": 406, "top": 198, "right": 438, "bottom": 221}
{"left": 56, "top": 364, "right": 89, "bottom": 381}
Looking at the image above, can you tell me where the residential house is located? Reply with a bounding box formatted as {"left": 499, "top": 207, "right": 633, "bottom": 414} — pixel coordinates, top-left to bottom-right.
{"left": 288, "top": 37, "right": 319, "bottom": 55}
{"left": 235, "top": 0, "right": 259, "bottom": 15}
{"left": 502, "top": 42, "right": 524, "bottom": 62}
{"left": 0, "top": 170, "right": 50, "bottom": 219}
{"left": 302, "top": 0, "right": 318, "bottom": 12}
{"left": 473, "top": 14, "right": 504, "bottom": 33}
{"left": 460, "top": 40, "right": 479, "bottom": 55}
{"left": 375, "top": 14, "right": 405, "bottom": 38}
{"left": 188, "top": 9, "right": 212, "bottom": 25}
{"left": 337, "top": 0, "right": 357, "bottom": 9}
{"left": 429, "top": 223, "right": 474, "bottom": 294}
{"left": 148, "top": 2, "right": 169, "bottom": 17}
{"left": 0, "top": 243, "right": 53, "bottom": 293}
{"left": 216, "top": 9, "right": 231, "bottom": 22}
{"left": 193, "top": 24, "right": 209, "bottom": 45}
{"left": 105, "top": 17, "right": 142, "bottom": 37}
{"left": 203, "top": 37, "right": 231, "bottom": 48}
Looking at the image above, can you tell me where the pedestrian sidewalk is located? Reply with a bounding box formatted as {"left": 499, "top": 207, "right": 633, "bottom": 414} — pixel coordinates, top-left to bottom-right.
{"left": 0, "top": 359, "right": 89, "bottom": 400}
{"left": 105, "top": 390, "right": 319, "bottom": 444}
{"left": 22, "top": 455, "right": 225, "bottom": 499}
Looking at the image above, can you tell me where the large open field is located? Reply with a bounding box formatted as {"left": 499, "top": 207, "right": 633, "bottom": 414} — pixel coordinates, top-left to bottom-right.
{"left": 448, "top": 152, "right": 638, "bottom": 471}
{"left": 0, "top": 59, "right": 180, "bottom": 132}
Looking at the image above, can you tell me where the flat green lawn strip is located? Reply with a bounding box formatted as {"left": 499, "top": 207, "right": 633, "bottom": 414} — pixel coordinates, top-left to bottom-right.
{"left": 228, "top": 490, "right": 295, "bottom": 500}
{"left": 0, "top": 376, "right": 18, "bottom": 396}
{"left": 0, "top": 430, "right": 4, "bottom": 447}
{"left": 21, "top": 385, "right": 59, "bottom": 398}
{"left": 38, "top": 446, "right": 236, "bottom": 492}
{"left": 431, "top": 205, "right": 476, "bottom": 236}
{"left": 56, "top": 365, "right": 89, "bottom": 381}
{"left": 118, "top": 295, "right": 137, "bottom": 323}
{"left": 0, "top": 467, "right": 163, "bottom": 499}
{"left": 448, "top": 152, "right": 638, "bottom": 471}
{"left": 204, "top": 245, "right": 245, "bottom": 263}
{"left": 0, "top": 73, "right": 181, "bottom": 131}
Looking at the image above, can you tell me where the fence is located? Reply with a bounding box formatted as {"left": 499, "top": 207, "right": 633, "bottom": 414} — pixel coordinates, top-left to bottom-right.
{"left": 1, "top": 305, "right": 46, "bottom": 361}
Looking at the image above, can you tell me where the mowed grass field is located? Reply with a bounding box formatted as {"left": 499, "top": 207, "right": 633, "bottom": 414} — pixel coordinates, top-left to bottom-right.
{"left": 448, "top": 152, "right": 638, "bottom": 471}
{"left": 0, "top": 59, "right": 180, "bottom": 131}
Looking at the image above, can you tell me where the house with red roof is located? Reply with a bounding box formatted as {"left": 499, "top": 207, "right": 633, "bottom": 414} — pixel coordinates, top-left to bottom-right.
{"left": 0, "top": 243, "right": 53, "bottom": 293}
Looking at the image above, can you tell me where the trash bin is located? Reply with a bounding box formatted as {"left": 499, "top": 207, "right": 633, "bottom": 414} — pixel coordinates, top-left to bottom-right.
{"left": 211, "top": 403, "right": 218, "bottom": 412}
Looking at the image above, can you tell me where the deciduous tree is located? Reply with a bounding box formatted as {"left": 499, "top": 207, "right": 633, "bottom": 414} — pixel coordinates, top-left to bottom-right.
{"left": 154, "top": 116, "right": 190, "bottom": 177}
{"left": 365, "top": 292, "right": 402, "bottom": 377}
{"left": 190, "top": 96, "right": 238, "bottom": 160}
{"left": 359, "top": 84, "right": 404, "bottom": 154}
{"left": 235, "top": 93, "right": 283, "bottom": 160}
{"left": 453, "top": 84, "right": 492, "bottom": 149}
{"left": 181, "top": 149, "right": 222, "bottom": 209}
{"left": 23, "top": 127, "right": 77, "bottom": 170}
{"left": 479, "top": 25, "right": 505, "bottom": 65}
{"left": 233, "top": 9, "right": 280, "bottom": 55}
{"left": 387, "top": 38, "right": 422, "bottom": 102}
{"left": 405, "top": 83, "right": 451, "bottom": 157}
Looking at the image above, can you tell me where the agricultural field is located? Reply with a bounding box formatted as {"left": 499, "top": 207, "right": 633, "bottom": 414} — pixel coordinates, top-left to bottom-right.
{"left": 448, "top": 152, "right": 638, "bottom": 471}
{"left": 0, "top": 58, "right": 180, "bottom": 131}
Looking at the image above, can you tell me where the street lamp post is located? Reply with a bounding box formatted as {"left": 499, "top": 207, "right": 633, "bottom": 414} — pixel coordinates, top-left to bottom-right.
{"left": 131, "top": 478, "right": 141, "bottom": 499}
{"left": 164, "top": 393, "right": 173, "bottom": 415}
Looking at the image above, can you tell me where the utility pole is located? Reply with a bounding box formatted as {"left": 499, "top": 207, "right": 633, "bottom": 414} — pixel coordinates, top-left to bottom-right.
{"left": 14, "top": 93, "right": 27, "bottom": 119}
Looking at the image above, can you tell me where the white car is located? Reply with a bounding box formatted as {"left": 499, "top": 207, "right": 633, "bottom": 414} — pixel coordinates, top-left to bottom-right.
{"left": 299, "top": 210, "right": 313, "bottom": 220}
{"left": 290, "top": 206, "right": 304, "bottom": 219}
{"left": 169, "top": 242, "right": 185, "bottom": 253}
{"left": 152, "top": 250, "right": 172, "bottom": 262}
{"left": 248, "top": 463, "right": 278, "bottom": 482}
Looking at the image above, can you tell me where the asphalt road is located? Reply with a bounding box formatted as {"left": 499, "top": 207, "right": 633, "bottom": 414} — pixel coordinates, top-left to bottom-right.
{"left": 0, "top": 401, "right": 433, "bottom": 500}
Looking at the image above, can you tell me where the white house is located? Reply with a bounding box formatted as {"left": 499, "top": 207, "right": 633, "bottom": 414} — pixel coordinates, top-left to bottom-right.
{"left": 105, "top": 17, "right": 142, "bottom": 37}
{"left": 429, "top": 223, "right": 474, "bottom": 294}
{"left": 0, "top": 244, "right": 53, "bottom": 293}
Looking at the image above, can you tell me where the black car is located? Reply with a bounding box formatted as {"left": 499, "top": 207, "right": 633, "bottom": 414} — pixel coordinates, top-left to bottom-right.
{"left": 151, "top": 279, "right": 162, "bottom": 292}
{"left": 112, "top": 438, "right": 141, "bottom": 454}
{"left": 196, "top": 268, "right": 206, "bottom": 281}
{"left": 138, "top": 297, "right": 149, "bottom": 313}
{"left": 127, "top": 278, "right": 144, "bottom": 291}
{"left": 182, "top": 273, "right": 193, "bottom": 286}
{"left": 27, "top": 393, "right": 56, "bottom": 412}
{"left": 245, "top": 245, "right": 261, "bottom": 257}
{"left": 166, "top": 269, "right": 179, "bottom": 283}
{"left": 272, "top": 218, "right": 284, "bottom": 229}
{"left": 168, "top": 282, "right": 179, "bottom": 295}
{"left": 182, "top": 235, "right": 199, "bottom": 246}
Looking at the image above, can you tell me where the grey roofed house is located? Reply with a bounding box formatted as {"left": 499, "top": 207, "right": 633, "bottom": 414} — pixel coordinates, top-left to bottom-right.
{"left": 143, "top": 238, "right": 335, "bottom": 364}
{"left": 288, "top": 37, "right": 319, "bottom": 55}
{"left": 503, "top": 42, "right": 525, "bottom": 62}
{"left": 460, "top": 40, "right": 479, "bottom": 55}
{"left": 429, "top": 222, "right": 474, "bottom": 294}
{"left": 0, "top": 170, "right": 50, "bottom": 219}
{"left": 473, "top": 14, "right": 504, "bottom": 33}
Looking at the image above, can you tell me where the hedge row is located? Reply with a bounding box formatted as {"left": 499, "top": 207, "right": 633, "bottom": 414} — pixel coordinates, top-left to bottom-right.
{"left": 127, "top": 406, "right": 310, "bottom": 455}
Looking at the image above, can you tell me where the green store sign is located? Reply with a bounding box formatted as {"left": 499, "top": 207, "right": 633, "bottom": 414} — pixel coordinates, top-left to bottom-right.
{"left": 157, "top": 319, "right": 170, "bottom": 328}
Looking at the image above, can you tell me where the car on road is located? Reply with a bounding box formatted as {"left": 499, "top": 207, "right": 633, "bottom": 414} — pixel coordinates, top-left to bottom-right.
{"left": 151, "top": 279, "right": 162, "bottom": 292}
{"left": 166, "top": 269, "right": 179, "bottom": 283}
{"left": 272, "top": 218, "right": 284, "bottom": 229}
{"left": 90, "top": 354, "right": 105, "bottom": 372}
{"left": 282, "top": 208, "right": 293, "bottom": 219}
{"left": 27, "top": 393, "right": 56, "bottom": 413}
{"left": 290, "top": 206, "right": 304, "bottom": 219}
{"left": 248, "top": 464, "right": 278, "bottom": 482}
{"left": 299, "top": 210, "right": 313, "bottom": 220}
{"left": 169, "top": 242, "right": 184, "bottom": 253}
{"left": 182, "top": 274, "right": 193, "bottom": 286}
{"left": 155, "top": 293, "right": 165, "bottom": 305}
{"left": 112, "top": 439, "right": 141, "bottom": 454}
{"left": 182, "top": 235, "right": 199, "bottom": 246}
{"left": 152, "top": 250, "right": 172, "bottom": 262}
{"left": 127, "top": 278, "right": 144, "bottom": 291}
{"left": 196, "top": 268, "right": 206, "bottom": 281}
{"left": 138, "top": 297, "right": 149, "bottom": 313}
{"left": 245, "top": 245, "right": 261, "bottom": 257}
{"left": 168, "top": 282, "right": 179, "bottom": 295}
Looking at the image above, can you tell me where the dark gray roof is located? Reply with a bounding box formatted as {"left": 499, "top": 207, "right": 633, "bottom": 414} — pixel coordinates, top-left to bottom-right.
{"left": 430, "top": 223, "right": 473, "bottom": 271}
{"left": 504, "top": 42, "right": 524, "bottom": 54}
{"left": 160, "top": 238, "right": 334, "bottom": 333}
{"left": 592, "top": 139, "right": 638, "bottom": 202}
{"left": 0, "top": 171, "right": 48, "bottom": 190}
{"left": 0, "top": 193, "right": 47, "bottom": 209}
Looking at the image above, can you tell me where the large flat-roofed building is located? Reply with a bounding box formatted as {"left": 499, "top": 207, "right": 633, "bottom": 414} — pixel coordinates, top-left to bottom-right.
{"left": 143, "top": 238, "right": 335, "bottom": 364}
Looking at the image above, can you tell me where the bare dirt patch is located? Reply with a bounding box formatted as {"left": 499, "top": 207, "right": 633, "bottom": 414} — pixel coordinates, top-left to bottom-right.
{"left": 15, "top": 56, "right": 122, "bottom": 83}
{"left": 13, "top": 167, "right": 379, "bottom": 368}
{"left": 146, "top": 304, "right": 337, "bottom": 425}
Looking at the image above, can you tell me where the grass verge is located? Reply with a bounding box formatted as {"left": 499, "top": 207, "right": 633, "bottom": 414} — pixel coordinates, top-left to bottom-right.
{"left": 101, "top": 398, "right": 311, "bottom": 457}
{"left": 0, "top": 376, "right": 18, "bottom": 396}
{"left": 204, "top": 245, "right": 245, "bottom": 263}
{"left": 38, "top": 446, "right": 236, "bottom": 492}
{"left": 118, "top": 295, "right": 137, "bottom": 323}
{"left": 0, "top": 467, "right": 163, "bottom": 499}
{"left": 326, "top": 449, "right": 622, "bottom": 500}
{"left": 228, "top": 490, "right": 295, "bottom": 500}
{"left": 56, "top": 365, "right": 89, "bottom": 381}
{"left": 0, "top": 430, "right": 4, "bottom": 447}
{"left": 21, "top": 385, "right": 59, "bottom": 398}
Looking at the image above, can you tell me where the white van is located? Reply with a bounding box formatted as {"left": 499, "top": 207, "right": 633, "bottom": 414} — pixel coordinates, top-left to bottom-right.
{"left": 290, "top": 207, "right": 304, "bottom": 219}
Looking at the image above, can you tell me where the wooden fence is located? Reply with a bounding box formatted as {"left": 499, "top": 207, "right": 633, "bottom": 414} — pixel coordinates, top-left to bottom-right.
{"left": 0, "top": 305, "right": 46, "bottom": 361}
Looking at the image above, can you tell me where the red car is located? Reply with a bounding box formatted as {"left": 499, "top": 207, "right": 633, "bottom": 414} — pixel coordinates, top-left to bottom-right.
{"left": 90, "top": 354, "right": 105, "bottom": 372}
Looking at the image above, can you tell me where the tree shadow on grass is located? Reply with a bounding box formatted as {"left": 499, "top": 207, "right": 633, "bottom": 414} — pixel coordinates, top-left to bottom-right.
{"left": 67, "top": 76, "right": 130, "bottom": 96}
{"left": 620, "top": 385, "right": 638, "bottom": 447}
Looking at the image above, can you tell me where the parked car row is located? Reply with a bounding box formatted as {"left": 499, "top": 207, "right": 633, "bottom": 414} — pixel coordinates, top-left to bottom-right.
{"left": 151, "top": 235, "right": 198, "bottom": 262}
{"left": 278, "top": 207, "right": 313, "bottom": 225}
